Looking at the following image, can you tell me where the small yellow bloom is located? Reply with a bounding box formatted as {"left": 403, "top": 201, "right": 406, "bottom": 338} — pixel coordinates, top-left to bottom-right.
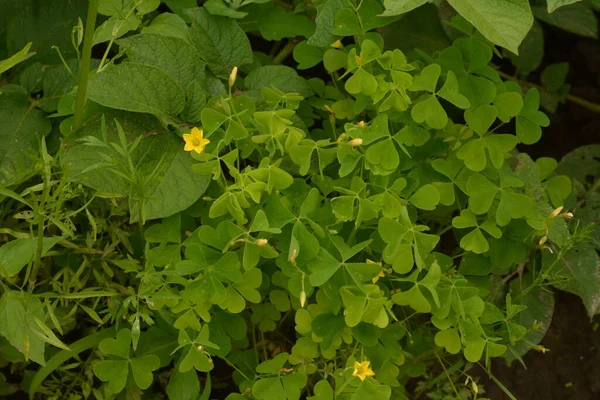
{"left": 372, "top": 270, "right": 385, "bottom": 284}
{"left": 331, "top": 40, "right": 343, "bottom": 49}
{"left": 534, "top": 345, "right": 550, "bottom": 354}
{"left": 352, "top": 360, "right": 375, "bottom": 381}
{"left": 183, "top": 127, "right": 210, "bottom": 153}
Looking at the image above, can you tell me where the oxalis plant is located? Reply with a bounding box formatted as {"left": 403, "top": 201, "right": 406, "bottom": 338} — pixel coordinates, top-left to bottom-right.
{"left": 0, "top": 1, "right": 598, "bottom": 400}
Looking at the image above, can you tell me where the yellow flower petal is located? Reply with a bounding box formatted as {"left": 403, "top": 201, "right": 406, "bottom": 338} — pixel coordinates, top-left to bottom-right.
{"left": 183, "top": 127, "right": 210, "bottom": 153}
{"left": 352, "top": 360, "right": 375, "bottom": 381}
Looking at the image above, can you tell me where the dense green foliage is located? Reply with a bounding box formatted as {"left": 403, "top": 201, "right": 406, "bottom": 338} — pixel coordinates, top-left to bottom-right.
{"left": 0, "top": 1, "right": 598, "bottom": 399}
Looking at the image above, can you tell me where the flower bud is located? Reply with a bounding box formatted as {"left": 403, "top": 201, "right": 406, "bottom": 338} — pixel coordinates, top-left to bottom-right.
{"left": 229, "top": 66, "right": 238, "bottom": 88}
{"left": 331, "top": 40, "right": 343, "bottom": 49}
{"left": 324, "top": 105, "right": 334, "bottom": 114}
{"left": 358, "top": 120, "right": 366, "bottom": 128}
{"left": 538, "top": 236, "right": 548, "bottom": 246}
{"left": 349, "top": 138, "right": 363, "bottom": 147}
{"left": 471, "top": 381, "right": 479, "bottom": 394}
{"left": 549, "top": 206, "right": 563, "bottom": 218}
{"left": 289, "top": 248, "right": 297, "bottom": 265}
{"left": 336, "top": 133, "right": 347, "bottom": 144}
{"left": 561, "top": 212, "right": 574, "bottom": 219}
{"left": 300, "top": 291, "right": 306, "bottom": 308}
{"left": 256, "top": 238, "right": 268, "bottom": 246}
{"left": 197, "top": 345, "right": 204, "bottom": 352}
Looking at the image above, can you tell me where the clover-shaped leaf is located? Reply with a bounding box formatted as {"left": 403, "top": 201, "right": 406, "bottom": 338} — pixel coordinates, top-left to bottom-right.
{"left": 308, "top": 380, "right": 334, "bottom": 400}
{"left": 392, "top": 263, "right": 441, "bottom": 313}
{"left": 516, "top": 88, "right": 550, "bottom": 145}
{"left": 434, "top": 328, "right": 461, "bottom": 354}
{"left": 94, "top": 329, "right": 160, "bottom": 393}
{"left": 457, "top": 134, "right": 518, "bottom": 171}
{"left": 452, "top": 210, "right": 502, "bottom": 254}
{"left": 464, "top": 105, "right": 497, "bottom": 136}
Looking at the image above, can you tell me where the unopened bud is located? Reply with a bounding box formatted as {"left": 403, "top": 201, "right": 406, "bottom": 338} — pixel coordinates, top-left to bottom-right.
{"left": 324, "top": 105, "right": 334, "bottom": 114}
{"left": 289, "top": 248, "right": 297, "bottom": 265}
{"left": 229, "top": 66, "right": 238, "bottom": 88}
{"left": 197, "top": 345, "right": 204, "bottom": 352}
{"left": 471, "top": 381, "right": 478, "bottom": 394}
{"left": 534, "top": 345, "right": 549, "bottom": 354}
{"left": 561, "top": 212, "right": 574, "bottom": 219}
{"left": 331, "top": 40, "right": 343, "bottom": 49}
{"left": 366, "top": 259, "right": 382, "bottom": 266}
{"left": 336, "top": 133, "right": 347, "bottom": 144}
{"left": 549, "top": 206, "right": 563, "bottom": 218}
{"left": 349, "top": 138, "right": 363, "bottom": 147}
{"left": 538, "top": 236, "right": 548, "bottom": 246}
{"left": 300, "top": 291, "right": 306, "bottom": 308}
{"left": 357, "top": 120, "right": 365, "bottom": 128}
{"left": 256, "top": 238, "right": 268, "bottom": 246}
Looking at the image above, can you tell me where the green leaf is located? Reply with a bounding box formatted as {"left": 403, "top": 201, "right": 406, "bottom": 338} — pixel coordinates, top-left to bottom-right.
{"left": 533, "top": 3, "right": 598, "bottom": 38}
{"left": 516, "top": 89, "right": 550, "bottom": 144}
{"left": 0, "top": 237, "right": 63, "bottom": 278}
{"left": 447, "top": 0, "right": 533, "bottom": 53}
{"left": 61, "top": 114, "right": 210, "bottom": 222}
{"left": 547, "top": 0, "right": 582, "bottom": 13}
{"left": 494, "top": 92, "right": 523, "bottom": 123}
{"left": 436, "top": 71, "right": 470, "bottom": 109}
{"left": 547, "top": 244, "right": 600, "bottom": 316}
{"left": 94, "top": 359, "right": 129, "bottom": 393}
{"left": 308, "top": 0, "right": 347, "bottom": 47}
{"left": 186, "top": 8, "right": 253, "bottom": 77}
{"left": 351, "top": 378, "right": 392, "bottom": 400}
{"left": 411, "top": 95, "right": 447, "bottom": 129}
{"left": 130, "top": 355, "right": 160, "bottom": 389}
{"left": 294, "top": 41, "right": 325, "bottom": 70}
{"left": 541, "top": 62, "right": 569, "bottom": 93}
{"left": 257, "top": 352, "right": 289, "bottom": 374}
{"left": 435, "top": 328, "right": 461, "bottom": 354}
{"left": 0, "top": 290, "right": 46, "bottom": 365}
{"left": 409, "top": 184, "right": 440, "bottom": 210}
{"left": 382, "top": 0, "right": 429, "bottom": 16}
{"left": 167, "top": 368, "right": 200, "bottom": 400}
{"left": 142, "top": 13, "right": 190, "bottom": 40}
{"left": 0, "top": 90, "right": 52, "bottom": 186}
{"left": 0, "top": 42, "right": 35, "bottom": 74}
{"left": 506, "top": 20, "right": 544, "bottom": 76}
{"left": 253, "top": 373, "right": 307, "bottom": 400}
{"left": 245, "top": 66, "right": 314, "bottom": 97}
{"left": 465, "top": 105, "right": 498, "bottom": 136}
{"left": 466, "top": 173, "right": 499, "bottom": 214}
{"left": 258, "top": 6, "right": 315, "bottom": 41}
{"left": 311, "top": 313, "right": 345, "bottom": 350}
{"left": 87, "top": 63, "right": 186, "bottom": 118}
{"left": 6, "top": 0, "right": 86, "bottom": 64}
{"left": 308, "top": 380, "right": 334, "bottom": 400}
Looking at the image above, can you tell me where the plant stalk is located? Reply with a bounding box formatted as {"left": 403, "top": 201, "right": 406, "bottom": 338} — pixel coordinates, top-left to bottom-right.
{"left": 72, "top": 0, "right": 99, "bottom": 131}
{"left": 273, "top": 40, "right": 297, "bottom": 64}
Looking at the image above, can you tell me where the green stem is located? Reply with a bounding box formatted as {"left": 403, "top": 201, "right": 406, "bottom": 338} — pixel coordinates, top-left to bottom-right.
{"left": 72, "top": 0, "right": 99, "bottom": 131}
{"left": 497, "top": 69, "right": 600, "bottom": 114}
{"left": 273, "top": 40, "right": 297, "bottom": 64}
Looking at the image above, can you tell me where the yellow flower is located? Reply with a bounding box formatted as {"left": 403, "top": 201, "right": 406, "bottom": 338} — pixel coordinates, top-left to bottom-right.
{"left": 331, "top": 40, "right": 343, "bottom": 49}
{"left": 183, "top": 127, "right": 210, "bottom": 153}
{"left": 352, "top": 360, "right": 375, "bottom": 381}
{"left": 372, "top": 270, "right": 385, "bottom": 283}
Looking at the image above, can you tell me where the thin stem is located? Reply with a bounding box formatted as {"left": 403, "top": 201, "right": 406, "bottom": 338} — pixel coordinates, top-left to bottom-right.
{"left": 497, "top": 69, "right": 600, "bottom": 114}
{"left": 273, "top": 40, "right": 297, "bottom": 64}
{"left": 72, "top": 0, "right": 99, "bottom": 131}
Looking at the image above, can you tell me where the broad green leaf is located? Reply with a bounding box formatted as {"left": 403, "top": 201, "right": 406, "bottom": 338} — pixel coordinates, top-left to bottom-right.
{"left": 547, "top": 0, "right": 582, "bottom": 13}
{"left": 61, "top": 114, "right": 210, "bottom": 222}
{"left": 382, "top": 0, "right": 429, "bottom": 16}
{"left": 6, "top": 0, "right": 86, "bottom": 64}
{"left": 142, "top": 13, "right": 189, "bottom": 40}
{"left": 258, "top": 6, "right": 315, "bottom": 40}
{"left": 187, "top": 8, "right": 253, "bottom": 77}
{"left": 245, "top": 66, "right": 314, "bottom": 97}
{"left": 464, "top": 105, "right": 497, "bottom": 136}
{"left": 0, "top": 42, "right": 35, "bottom": 74}
{"left": 0, "top": 291, "right": 46, "bottom": 365}
{"left": 308, "top": 0, "right": 347, "bottom": 47}
{"left": 447, "top": 0, "right": 533, "bottom": 54}
{"left": 533, "top": 3, "right": 598, "bottom": 38}
{"left": 87, "top": 63, "right": 186, "bottom": 118}
{"left": 0, "top": 89, "right": 52, "bottom": 186}
{"left": 506, "top": 20, "right": 544, "bottom": 76}
{"left": 0, "top": 237, "right": 63, "bottom": 278}
{"left": 546, "top": 244, "right": 600, "bottom": 316}
{"left": 94, "top": 13, "right": 141, "bottom": 44}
